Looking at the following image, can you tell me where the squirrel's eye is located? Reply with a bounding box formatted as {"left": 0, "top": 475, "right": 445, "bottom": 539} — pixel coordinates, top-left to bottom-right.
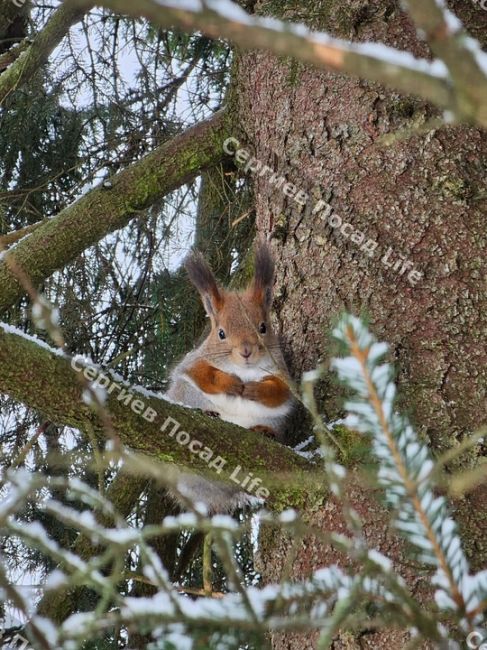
{"left": 218, "top": 328, "right": 226, "bottom": 340}
{"left": 259, "top": 322, "right": 267, "bottom": 334}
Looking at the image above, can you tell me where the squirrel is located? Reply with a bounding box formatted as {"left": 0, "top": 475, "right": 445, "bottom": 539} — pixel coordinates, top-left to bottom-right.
{"left": 165, "top": 240, "right": 294, "bottom": 512}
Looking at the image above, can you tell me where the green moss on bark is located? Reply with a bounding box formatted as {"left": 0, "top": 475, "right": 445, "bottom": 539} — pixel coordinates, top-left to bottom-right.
{"left": 0, "top": 110, "right": 230, "bottom": 313}
{"left": 0, "top": 327, "right": 325, "bottom": 510}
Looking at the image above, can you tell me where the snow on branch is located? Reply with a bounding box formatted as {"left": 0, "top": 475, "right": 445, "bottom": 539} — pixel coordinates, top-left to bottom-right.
{"left": 0, "top": 467, "right": 438, "bottom": 647}
{"left": 331, "top": 314, "right": 487, "bottom": 629}
{"left": 1, "top": 317, "right": 486, "bottom": 647}
{"left": 72, "top": 0, "right": 487, "bottom": 127}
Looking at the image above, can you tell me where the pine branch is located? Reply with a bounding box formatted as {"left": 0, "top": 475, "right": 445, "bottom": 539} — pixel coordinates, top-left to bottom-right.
{"left": 301, "top": 360, "right": 445, "bottom": 643}
{"left": 331, "top": 314, "right": 481, "bottom": 628}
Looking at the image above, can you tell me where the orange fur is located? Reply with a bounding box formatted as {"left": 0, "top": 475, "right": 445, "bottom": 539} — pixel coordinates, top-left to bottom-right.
{"left": 186, "top": 359, "right": 243, "bottom": 396}
{"left": 242, "top": 374, "right": 290, "bottom": 407}
{"left": 186, "top": 361, "right": 290, "bottom": 408}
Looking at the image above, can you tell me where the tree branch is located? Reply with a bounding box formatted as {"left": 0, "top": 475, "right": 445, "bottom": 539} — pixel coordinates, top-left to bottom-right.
{"left": 36, "top": 469, "right": 148, "bottom": 622}
{"left": 0, "top": 109, "right": 229, "bottom": 313}
{"left": 69, "top": 0, "right": 481, "bottom": 123}
{"left": 0, "top": 219, "right": 45, "bottom": 248}
{"left": 0, "top": 39, "right": 29, "bottom": 73}
{"left": 0, "top": 323, "right": 323, "bottom": 510}
{"left": 0, "top": 2, "right": 94, "bottom": 106}
{"left": 401, "top": 0, "right": 487, "bottom": 126}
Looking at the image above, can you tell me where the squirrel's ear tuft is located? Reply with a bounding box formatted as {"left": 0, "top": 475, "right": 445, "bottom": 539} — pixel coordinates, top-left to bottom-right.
{"left": 251, "top": 239, "right": 275, "bottom": 310}
{"left": 185, "top": 251, "right": 224, "bottom": 316}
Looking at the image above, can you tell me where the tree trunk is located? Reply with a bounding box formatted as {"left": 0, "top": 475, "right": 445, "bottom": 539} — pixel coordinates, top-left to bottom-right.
{"left": 234, "top": 1, "right": 487, "bottom": 646}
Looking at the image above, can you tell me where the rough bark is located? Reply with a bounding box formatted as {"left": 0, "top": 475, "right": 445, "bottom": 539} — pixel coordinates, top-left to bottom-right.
{"left": 0, "top": 325, "right": 324, "bottom": 511}
{"left": 0, "top": 110, "right": 229, "bottom": 313}
{"left": 234, "top": 1, "right": 487, "bottom": 647}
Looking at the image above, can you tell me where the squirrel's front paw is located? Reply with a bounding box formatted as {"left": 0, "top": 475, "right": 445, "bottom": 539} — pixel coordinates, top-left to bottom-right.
{"left": 242, "top": 381, "right": 261, "bottom": 401}
{"left": 224, "top": 373, "right": 244, "bottom": 397}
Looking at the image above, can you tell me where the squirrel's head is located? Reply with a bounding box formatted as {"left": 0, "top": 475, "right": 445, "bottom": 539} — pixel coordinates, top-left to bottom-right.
{"left": 185, "top": 240, "right": 279, "bottom": 368}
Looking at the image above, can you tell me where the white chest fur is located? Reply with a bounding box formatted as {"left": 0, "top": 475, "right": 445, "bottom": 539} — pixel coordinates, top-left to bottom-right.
{"left": 183, "top": 359, "right": 292, "bottom": 429}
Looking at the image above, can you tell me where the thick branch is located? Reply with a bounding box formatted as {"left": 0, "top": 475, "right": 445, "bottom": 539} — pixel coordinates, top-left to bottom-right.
{"left": 0, "top": 3, "right": 93, "bottom": 106}
{"left": 71, "top": 0, "right": 459, "bottom": 119}
{"left": 402, "top": 0, "right": 487, "bottom": 126}
{"left": 0, "top": 324, "right": 323, "bottom": 510}
{"left": 0, "top": 109, "right": 229, "bottom": 313}
{"left": 73, "top": 0, "right": 487, "bottom": 127}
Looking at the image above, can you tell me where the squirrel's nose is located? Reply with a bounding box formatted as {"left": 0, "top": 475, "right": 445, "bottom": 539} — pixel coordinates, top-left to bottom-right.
{"left": 240, "top": 345, "right": 252, "bottom": 359}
